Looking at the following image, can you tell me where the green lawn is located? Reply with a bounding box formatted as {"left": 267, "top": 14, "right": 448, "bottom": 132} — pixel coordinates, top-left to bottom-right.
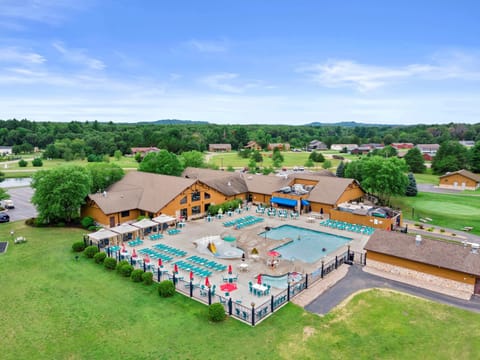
{"left": 412, "top": 171, "right": 439, "bottom": 185}
{"left": 391, "top": 192, "right": 480, "bottom": 234}
{"left": 1, "top": 222, "right": 480, "bottom": 359}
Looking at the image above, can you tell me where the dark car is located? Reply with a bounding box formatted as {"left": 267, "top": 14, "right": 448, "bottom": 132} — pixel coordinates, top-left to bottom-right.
{"left": 0, "top": 213, "right": 10, "bottom": 223}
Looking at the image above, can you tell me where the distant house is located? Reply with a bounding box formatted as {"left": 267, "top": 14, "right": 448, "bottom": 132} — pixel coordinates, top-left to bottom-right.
{"left": 307, "top": 140, "right": 328, "bottom": 151}
{"left": 330, "top": 144, "right": 358, "bottom": 151}
{"left": 350, "top": 146, "right": 371, "bottom": 155}
{"left": 391, "top": 143, "right": 414, "bottom": 150}
{"left": 439, "top": 169, "right": 480, "bottom": 190}
{"left": 365, "top": 230, "right": 480, "bottom": 297}
{"left": 416, "top": 144, "right": 440, "bottom": 161}
{"left": 267, "top": 143, "right": 290, "bottom": 151}
{"left": 244, "top": 141, "right": 262, "bottom": 151}
{"left": 459, "top": 140, "right": 476, "bottom": 148}
{"left": 131, "top": 147, "right": 160, "bottom": 156}
{"left": 209, "top": 144, "right": 232, "bottom": 152}
{"left": 0, "top": 146, "right": 12, "bottom": 155}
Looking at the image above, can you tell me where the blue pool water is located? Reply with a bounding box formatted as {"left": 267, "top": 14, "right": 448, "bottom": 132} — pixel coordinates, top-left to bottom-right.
{"left": 259, "top": 225, "right": 352, "bottom": 263}
{"left": 261, "top": 272, "right": 303, "bottom": 289}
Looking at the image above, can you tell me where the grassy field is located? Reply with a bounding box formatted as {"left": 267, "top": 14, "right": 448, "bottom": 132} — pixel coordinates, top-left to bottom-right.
{"left": 1, "top": 222, "right": 480, "bottom": 359}
{"left": 391, "top": 192, "right": 480, "bottom": 234}
{"left": 412, "top": 171, "right": 439, "bottom": 184}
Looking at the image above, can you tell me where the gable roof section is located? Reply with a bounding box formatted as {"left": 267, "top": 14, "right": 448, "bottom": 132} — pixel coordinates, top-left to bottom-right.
{"left": 182, "top": 167, "right": 248, "bottom": 196}
{"left": 439, "top": 169, "right": 480, "bottom": 183}
{"left": 89, "top": 171, "right": 195, "bottom": 214}
{"left": 307, "top": 177, "right": 359, "bottom": 205}
{"left": 365, "top": 230, "right": 480, "bottom": 276}
{"left": 245, "top": 174, "right": 290, "bottom": 194}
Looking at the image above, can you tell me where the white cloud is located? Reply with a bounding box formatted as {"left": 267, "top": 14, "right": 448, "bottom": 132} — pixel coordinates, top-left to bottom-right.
{"left": 200, "top": 73, "right": 263, "bottom": 93}
{"left": 187, "top": 39, "right": 228, "bottom": 53}
{"left": 52, "top": 41, "right": 105, "bottom": 70}
{"left": 300, "top": 52, "right": 480, "bottom": 92}
{"left": 0, "top": 47, "right": 46, "bottom": 64}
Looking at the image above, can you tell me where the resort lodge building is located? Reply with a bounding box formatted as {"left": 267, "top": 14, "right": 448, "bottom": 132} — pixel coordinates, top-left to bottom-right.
{"left": 438, "top": 169, "right": 480, "bottom": 191}
{"left": 81, "top": 168, "right": 368, "bottom": 228}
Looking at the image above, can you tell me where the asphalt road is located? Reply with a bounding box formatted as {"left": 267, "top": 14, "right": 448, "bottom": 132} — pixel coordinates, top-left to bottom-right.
{"left": 417, "top": 184, "right": 463, "bottom": 194}
{"left": 305, "top": 265, "right": 480, "bottom": 315}
{"left": 2, "top": 186, "right": 37, "bottom": 222}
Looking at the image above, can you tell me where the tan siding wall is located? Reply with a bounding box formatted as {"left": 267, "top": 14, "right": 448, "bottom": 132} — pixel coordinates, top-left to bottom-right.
{"left": 310, "top": 203, "right": 334, "bottom": 214}
{"left": 329, "top": 209, "right": 397, "bottom": 230}
{"left": 368, "top": 251, "right": 476, "bottom": 285}
{"left": 250, "top": 192, "right": 271, "bottom": 205}
{"left": 336, "top": 183, "right": 364, "bottom": 204}
{"left": 439, "top": 174, "right": 478, "bottom": 189}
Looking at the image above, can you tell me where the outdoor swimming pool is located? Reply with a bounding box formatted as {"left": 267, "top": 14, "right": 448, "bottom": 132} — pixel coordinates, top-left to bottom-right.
{"left": 259, "top": 225, "right": 352, "bottom": 263}
{"left": 261, "top": 272, "right": 303, "bottom": 289}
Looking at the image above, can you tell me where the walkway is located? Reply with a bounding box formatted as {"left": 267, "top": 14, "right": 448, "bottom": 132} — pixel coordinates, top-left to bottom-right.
{"left": 305, "top": 265, "right": 480, "bottom": 315}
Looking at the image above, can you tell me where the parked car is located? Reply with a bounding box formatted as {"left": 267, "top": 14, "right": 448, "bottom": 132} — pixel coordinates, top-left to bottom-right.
{"left": 0, "top": 212, "right": 10, "bottom": 223}
{"left": 3, "top": 199, "right": 14, "bottom": 209}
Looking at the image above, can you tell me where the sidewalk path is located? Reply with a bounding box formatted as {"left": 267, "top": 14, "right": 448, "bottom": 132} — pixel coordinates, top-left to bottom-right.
{"left": 305, "top": 265, "right": 480, "bottom": 315}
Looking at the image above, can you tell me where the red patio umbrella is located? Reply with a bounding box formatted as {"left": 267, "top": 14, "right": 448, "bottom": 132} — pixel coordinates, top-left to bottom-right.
{"left": 121, "top": 244, "right": 126, "bottom": 252}
{"left": 205, "top": 276, "right": 210, "bottom": 288}
{"left": 173, "top": 263, "right": 178, "bottom": 274}
{"left": 189, "top": 271, "right": 194, "bottom": 281}
{"left": 144, "top": 254, "right": 150, "bottom": 263}
{"left": 132, "top": 249, "right": 137, "bottom": 258}
{"left": 158, "top": 258, "right": 163, "bottom": 267}
{"left": 268, "top": 250, "right": 280, "bottom": 257}
{"left": 257, "top": 274, "right": 262, "bottom": 285}
{"left": 228, "top": 264, "right": 232, "bottom": 274}
{"left": 220, "top": 283, "right": 237, "bottom": 292}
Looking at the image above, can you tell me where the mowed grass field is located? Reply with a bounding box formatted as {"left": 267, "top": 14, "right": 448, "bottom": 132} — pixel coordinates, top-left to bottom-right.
{"left": 1, "top": 222, "right": 480, "bottom": 359}
{"left": 392, "top": 192, "right": 480, "bottom": 234}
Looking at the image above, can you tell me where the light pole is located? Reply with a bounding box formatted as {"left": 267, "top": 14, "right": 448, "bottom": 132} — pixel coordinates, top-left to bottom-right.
{"left": 10, "top": 230, "right": 14, "bottom": 242}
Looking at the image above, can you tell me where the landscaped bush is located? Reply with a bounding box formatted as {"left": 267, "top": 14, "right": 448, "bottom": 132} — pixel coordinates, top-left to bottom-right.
{"left": 118, "top": 263, "right": 134, "bottom": 277}
{"left": 72, "top": 241, "right": 86, "bottom": 252}
{"left": 94, "top": 252, "right": 107, "bottom": 264}
{"left": 208, "top": 303, "right": 226, "bottom": 322}
{"left": 158, "top": 280, "right": 175, "bottom": 297}
{"left": 116, "top": 260, "right": 130, "bottom": 272}
{"left": 18, "top": 159, "right": 28, "bottom": 167}
{"left": 81, "top": 216, "right": 95, "bottom": 229}
{"left": 104, "top": 257, "right": 117, "bottom": 270}
{"left": 131, "top": 269, "right": 144, "bottom": 282}
{"left": 427, "top": 228, "right": 434, "bottom": 232}
{"left": 440, "top": 229, "right": 445, "bottom": 233}
{"left": 84, "top": 245, "right": 99, "bottom": 258}
{"left": 32, "top": 158, "right": 43, "bottom": 167}
{"left": 142, "top": 271, "right": 153, "bottom": 285}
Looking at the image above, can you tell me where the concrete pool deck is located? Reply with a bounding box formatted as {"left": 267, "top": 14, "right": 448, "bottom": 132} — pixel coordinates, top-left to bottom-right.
{"left": 122, "top": 207, "right": 369, "bottom": 306}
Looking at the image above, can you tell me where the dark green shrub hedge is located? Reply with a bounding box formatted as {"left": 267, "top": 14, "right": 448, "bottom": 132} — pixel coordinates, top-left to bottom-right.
{"left": 142, "top": 271, "right": 153, "bottom": 285}
{"left": 118, "top": 263, "right": 134, "bottom": 277}
{"left": 131, "top": 269, "right": 144, "bottom": 282}
{"left": 72, "top": 241, "right": 86, "bottom": 252}
{"left": 158, "top": 280, "right": 175, "bottom": 297}
{"left": 84, "top": 245, "right": 99, "bottom": 258}
{"left": 104, "top": 257, "right": 117, "bottom": 270}
{"left": 81, "top": 216, "right": 95, "bottom": 229}
{"left": 94, "top": 252, "right": 107, "bottom": 264}
{"left": 116, "top": 260, "right": 130, "bottom": 272}
{"left": 32, "top": 158, "right": 43, "bottom": 167}
{"left": 209, "top": 303, "right": 226, "bottom": 322}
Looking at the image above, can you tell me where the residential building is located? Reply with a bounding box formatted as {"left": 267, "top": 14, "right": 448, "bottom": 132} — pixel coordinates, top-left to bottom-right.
{"left": 307, "top": 140, "right": 328, "bottom": 151}
{"left": 208, "top": 144, "right": 232, "bottom": 152}
{"left": 0, "top": 146, "right": 13, "bottom": 155}
{"left": 131, "top": 147, "right": 160, "bottom": 156}
{"left": 267, "top": 143, "right": 290, "bottom": 151}
{"left": 459, "top": 140, "right": 475, "bottom": 148}
{"left": 244, "top": 141, "right": 262, "bottom": 151}
{"left": 439, "top": 169, "right": 480, "bottom": 190}
{"left": 330, "top": 144, "right": 358, "bottom": 151}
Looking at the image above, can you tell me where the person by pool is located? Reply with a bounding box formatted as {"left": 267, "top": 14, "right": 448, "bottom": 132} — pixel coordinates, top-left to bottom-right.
{"left": 322, "top": 247, "right": 326, "bottom": 252}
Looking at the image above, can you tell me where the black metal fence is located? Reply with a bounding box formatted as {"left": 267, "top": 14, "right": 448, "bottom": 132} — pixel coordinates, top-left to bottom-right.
{"left": 99, "top": 243, "right": 364, "bottom": 326}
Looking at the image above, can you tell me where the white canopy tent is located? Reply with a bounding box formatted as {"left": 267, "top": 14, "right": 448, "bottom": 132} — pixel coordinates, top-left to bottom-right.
{"left": 131, "top": 218, "right": 159, "bottom": 237}
{"left": 110, "top": 223, "right": 140, "bottom": 242}
{"left": 88, "top": 228, "right": 120, "bottom": 246}
{"left": 153, "top": 214, "right": 177, "bottom": 231}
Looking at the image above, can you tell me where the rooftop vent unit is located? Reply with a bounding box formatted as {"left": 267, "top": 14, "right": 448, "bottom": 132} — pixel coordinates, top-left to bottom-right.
{"left": 471, "top": 243, "right": 479, "bottom": 254}
{"left": 415, "top": 235, "right": 422, "bottom": 246}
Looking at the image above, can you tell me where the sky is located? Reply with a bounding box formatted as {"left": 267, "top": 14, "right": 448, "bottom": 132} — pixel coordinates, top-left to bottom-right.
{"left": 0, "top": 0, "right": 479, "bottom": 125}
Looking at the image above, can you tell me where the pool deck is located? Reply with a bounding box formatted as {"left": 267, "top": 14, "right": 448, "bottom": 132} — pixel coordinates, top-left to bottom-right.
{"left": 122, "top": 207, "right": 369, "bottom": 306}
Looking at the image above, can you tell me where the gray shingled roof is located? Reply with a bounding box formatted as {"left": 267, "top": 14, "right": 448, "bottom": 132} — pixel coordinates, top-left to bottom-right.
{"left": 365, "top": 230, "right": 480, "bottom": 276}
{"left": 439, "top": 169, "right": 480, "bottom": 183}
{"left": 89, "top": 171, "right": 196, "bottom": 214}
{"left": 307, "top": 177, "right": 360, "bottom": 205}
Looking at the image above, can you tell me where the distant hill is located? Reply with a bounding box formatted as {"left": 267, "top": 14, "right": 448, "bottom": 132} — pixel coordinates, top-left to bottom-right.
{"left": 137, "top": 119, "right": 210, "bottom": 125}
{"left": 307, "top": 121, "right": 393, "bottom": 127}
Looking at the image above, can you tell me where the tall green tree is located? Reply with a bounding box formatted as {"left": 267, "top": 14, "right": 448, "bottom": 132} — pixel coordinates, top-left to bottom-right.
{"left": 180, "top": 150, "right": 206, "bottom": 168}
{"left": 272, "top": 147, "right": 284, "bottom": 168}
{"left": 309, "top": 151, "right": 325, "bottom": 163}
{"left": 405, "top": 173, "right": 418, "bottom": 196}
{"left": 468, "top": 142, "right": 480, "bottom": 173}
{"left": 404, "top": 147, "right": 426, "bottom": 173}
{"left": 31, "top": 166, "right": 92, "bottom": 224}
{"left": 336, "top": 161, "right": 345, "bottom": 177}
{"left": 251, "top": 150, "right": 263, "bottom": 163}
{"left": 0, "top": 188, "right": 10, "bottom": 202}
{"left": 139, "top": 150, "right": 184, "bottom": 176}
{"left": 86, "top": 163, "right": 125, "bottom": 193}
{"left": 355, "top": 156, "right": 409, "bottom": 205}
{"left": 432, "top": 141, "right": 468, "bottom": 174}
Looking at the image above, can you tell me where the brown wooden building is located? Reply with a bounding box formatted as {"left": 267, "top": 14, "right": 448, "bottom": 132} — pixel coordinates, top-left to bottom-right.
{"left": 208, "top": 144, "right": 232, "bottom": 152}
{"left": 365, "top": 230, "right": 480, "bottom": 296}
{"left": 439, "top": 169, "right": 480, "bottom": 191}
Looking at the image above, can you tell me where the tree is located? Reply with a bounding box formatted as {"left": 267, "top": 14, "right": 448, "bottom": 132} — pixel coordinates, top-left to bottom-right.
{"left": 304, "top": 158, "right": 314, "bottom": 169}
{"left": 344, "top": 160, "right": 364, "bottom": 182}
{"left": 403, "top": 147, "right": 425, "bottom": 173}
{"left": 114, "top": 150, "right": 122, "bottom": 161}
{"left": 139, "top": 150, "right": 183, "bottom": 176}
{"left": 272, "top": 147, "right": 284, "bottom": 168}
{"left": 357, "top": 156, "right": 409, "bottom": 205}
{"left": 247, "top": 158, "right": 257, "bottom": 173}
{"left": 31, "top": 166, "right": 92, "bottom": 224}
{"left": 405, "top": 173, "right": 418, "bottom": 196}
{"left": 18, "top": 159, "right": 28, "bottom": 167}
{"left": 251, "top": 150, "right": 263, "bottom": 163}
{"left": 468, "top": 142, "right": 480, "bottom": 173}
{"left": 86, "top": 163, "right": 125, "bottom": 193}
{"left": 309, "top": 151, "right": 324, "bottom": 163}
{"left": 180, "top": 150, "right": 206, "bottom": 168}
{"left": 336, "top": 161, "right": 345, "bottom": 177}
{"left": 0, "top": 188, "right": 9, "bottom": 202}
{"left": 32, "top": 158, "right": 43, "bottom": 167}
{"left": 432, "top": 141, "right": 468, "bottom": 174}
{"left": 322, "top": 160, "right": 332, "bottom": 169}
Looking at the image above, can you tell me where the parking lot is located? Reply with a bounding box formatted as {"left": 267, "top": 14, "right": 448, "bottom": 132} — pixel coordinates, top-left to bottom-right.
{"left": 2, "top": 186, "right": 37, "bottom": 222}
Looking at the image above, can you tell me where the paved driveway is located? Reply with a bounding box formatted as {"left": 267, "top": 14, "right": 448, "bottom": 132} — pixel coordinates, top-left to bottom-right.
{"left": 305, "top": 265, "right": 480, "bottom": 315}
{"left": 2, "top": 187, "right": 37, "bottom": 222}
{"left": 417, "top": 184, "right": 462, "bottom": 194}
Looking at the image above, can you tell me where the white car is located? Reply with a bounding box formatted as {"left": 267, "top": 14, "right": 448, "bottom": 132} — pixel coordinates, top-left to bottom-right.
{"left": 4, "top": 200, "right": 14, "bottom": 209}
